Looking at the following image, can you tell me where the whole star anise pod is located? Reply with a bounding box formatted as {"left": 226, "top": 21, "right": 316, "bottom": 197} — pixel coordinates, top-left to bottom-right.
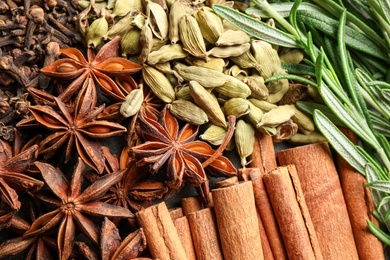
{"left": 40, "top": 36, "right": 142, "bottom": 102}
{"left": 0, "top": 140, "right": 43, "bottom": 230}
{"left": 24, "top": 158, "right": 134, "bottom": 260}
{"left": 76, "top": 217, "right": 147, "bottom": 260}
{"left": 130, "top": 106, "right": 237, "bottom": 193}
{"left": 28, "top": 81, "right": 127, "bottom": 173}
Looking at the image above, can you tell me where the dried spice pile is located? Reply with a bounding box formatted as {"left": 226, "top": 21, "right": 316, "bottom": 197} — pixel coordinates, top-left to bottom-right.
{"left": 0, "top": 0, "right": 331, "bottom": 259}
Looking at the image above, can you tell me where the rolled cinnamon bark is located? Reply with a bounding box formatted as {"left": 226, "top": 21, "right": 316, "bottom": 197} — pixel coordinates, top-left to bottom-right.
{"left": 173, "top": 216, "right": 197, "bottom": 260}
{"left": 187, "top": 207, "right": 223, "bottom": 260}
{"left": 277, "top": 142, "right": 359, "bottom": 259}
{"left": 136, "top": 202, "right": 187, "bottom": 260}
{"left": 263, "top": 165, "right": 323, "bottom": 260}
{"left": 337, "top": 128, "right": 384, "bottom": 260}
{"left": 249, "top": 167, "right": 287, "bottom": 260}
{"left": 181, "top": 196, "right": 203, "bottom": 216}
{"left": 250, "top": 131, "right": 277, "bottom": 173}
{"left": 212, "top": 181, "right": 264, "bottom": 260}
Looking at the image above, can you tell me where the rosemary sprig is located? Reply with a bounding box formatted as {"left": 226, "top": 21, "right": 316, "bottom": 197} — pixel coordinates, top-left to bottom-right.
{"left": 213, "top": 0, "right": 390, "bottom": 243}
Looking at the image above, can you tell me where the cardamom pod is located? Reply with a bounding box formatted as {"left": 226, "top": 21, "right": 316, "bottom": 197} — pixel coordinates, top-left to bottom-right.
{"left": 194, "top": 7, "right": 224, "bottom": 44}
{"left": 86, "top": 15, "right": 108, "bottom": 48}
{"left": 175, "top": 85, "right": 193, "bottom": 101}
{"left": 120, "top": 87, "right": 144, "bottom": 117}
{"left": 169, "top": 0, "right": 187, "bottom": 44}
{"left": 289, "top": 132, "right": 326, "bottom": 144}
{"left": 188, "top": 57, "right": 226, "bottom": 72}
{"left": 214, "top": 75, "right": 251, "bottom": 98}
{"left": 223, "top": 98, "right": 250, "bottom": 118}
{"left": 289, "top": 104, "right": 315, "bottom": 135}
{"left": 215, "top": 29, "right": 250, "bottom": 46}
{"left": 225, "top": 65, "right": 249, "bottom": 77}
{"left": 266, "top": 71, "right": 289, "bottom": 103}
{"left": 174, "top": 62, "right": 227, "bottom": 88}
{"left": 138, "top": 21, "right": 153, "bottom": 64}
{"left": 199, "top": 124, "right": 227, "bottom": 146}
{"left": 142, "top": 65, "right": 175, "bottom": 103}
{"left": 249, "top": 98, "right": 277, "bottom": 111}
{"left": 112, "top": 0, "right": 134, "bottom": 17}
{"left": 235, "top": 119, "right": 255, "bottom": 167}
{"left": 189, "top": 80, "right": 227, "bottom": 128}
{"left": 273, "top": 119, "right": 298, "bottom": 142}
{"left": 229, "top": 50, "right": 259, "bottom": 70}
{"left": 179, "top": 14, "right": 207, "bottom": 59}
{"left": 256, "top": 105, "right": 295, "bottom": 128}
{"left": 147, "top": 44, "right": 188, "bottom": 65}
{"left": 246, "top": 101, "right": 263, "bottom": 126}
{"left": 242, "top": 74, "right": 269, "bottom": 100}
{"left": 167, "top": 100, "right": 209, "bottom": 125}
{"left": 251, "top": 40, "right": 282, "bottom": 79}
{"left": 104, "top": 11, "right": 135, "bottom": 40}
{"left": 280, "top": 49, "right": 305, "bottom": 64}
{"left": 121, "top": 27, "right": 142, "bottom": 56}
{"left": 207, "top": 43, "right": 251, "bottom": 58}
{"left": 147, "top": 1, "right": 169, "bottom": 40}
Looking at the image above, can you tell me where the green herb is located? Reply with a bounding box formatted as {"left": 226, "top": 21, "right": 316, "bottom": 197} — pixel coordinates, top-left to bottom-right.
{"left": 213, "top": 0, "right": 390, "bottom": 243}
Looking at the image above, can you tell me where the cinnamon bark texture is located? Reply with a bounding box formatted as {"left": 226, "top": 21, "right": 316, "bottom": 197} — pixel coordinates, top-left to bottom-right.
{"left": 187, "top": 207, "right": 223, "bottom": 260}
{"left": 277, "top": 142, "right": 359, "bottom": 259}
{"left": 263, "top": 165, "right": 323, "bottom": 260}
{"left": 136, "top": 202, "right": 187, "bottom": 260}
{"left": 181, "top": 196, "right": 204, "bottom": 215}
{"left": 249, "top": 168, "right": 287, "bottom": 260}
{"left": 212, "top": 181, "right": 264, "bottom": 260}
{"left": 172, "top": 216, "right": 197, "bottom": 260}
{"left": 337, "top": 129, "right": 384, "bottom": 260}
{"left": 250, "top": 131, "right": 278, "bottom": 173}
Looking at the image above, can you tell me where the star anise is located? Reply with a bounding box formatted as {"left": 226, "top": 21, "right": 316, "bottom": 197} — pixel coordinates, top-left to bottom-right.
{"left": 85, "top": 146, "right": 168, "bottom": 227}
{"left": 40, "top": 36, "right": 142, "bottom": 102}
{"left": 28, "top": 81, "right": 127, "bottom": 173}
{"left": 0, "top": 140, "right": 43, "bottom": 229}
{"left": 130, "top": 106, "right": 237, "bottom": 193}
{"left": 76, "top": 217, "right": 147, "bottom": 260}
{"left": 24, "top": 158, "right": 134, "bottom": 260}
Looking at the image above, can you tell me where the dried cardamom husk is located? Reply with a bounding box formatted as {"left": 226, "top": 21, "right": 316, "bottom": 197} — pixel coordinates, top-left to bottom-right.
{"left": 179, "top": 14, "right": 207, "bottom": 59}
{"left": 251, "top": 40, "right": 281, "bottom": 79}
{"left": 215, "top": 29, "right": 250, "bottom": 46}
{"left": 132, "top": 12, "right": 146, "bottom": 29}
{"left": 199, "top": 124, "right": 227, "bottom": 146}
{"left": 147, "top": 1, "right": 169, "bottom": 40}
{"left": 120, "top": 87, "right": 144, "bottom": 117}
{"left": 289, "top": 104, "right": 315, "bottom": 135}
{"left": 169, "top": 0, "right": 187, "bottom": 44}
{"left": 86, "top": 15, "right": 108, "bottom": 48}
{"left": 138, "top": 21, "right": 153, "bottom": 64}
{"left": 194, "top": 7, "right": 224, "bottom": 44}
{"left": 223, "top": 98, "right": 250, "bottom": 118}
{"left": 147, "top": 44, "right": 188, "bottom": 65}
{"left": 189, "top": 80, "right": 227, "bottom": 128}
{"left": 142, "top": 65, "right": 175, "bottom": 103}
{"left": 272, "top": 119, "right": 298, "bottom": 142}
{"left": 215, "top": 75, "right": 251, "bottom": 98}
{"left": 235, "top": 119, "right": 255, "bottom": 167}
{"left": 174, "top": 62, "right": 227, "bottom": 88}
{"left": 225, "top": 65, "right": 248, "bottom": 77}
{"left": 207, "top": 43, "right": 251, "bottom": 58}
{"left": 151, "top": 37, "right": 169, "bottom": 51}
{"left": 249, "top": 98, "right": 277, "bottom": 111}
{"left": 167, "top": 99, "right": 208, "bottom": 125}
{"left": 246, "top": 101, "right": 263, "bottom": 126}
{"left": 121, "top": 27, "right": 142, "bottom": 56}
{"left": 256, "top": 105, "right": 295, "bottom": 128}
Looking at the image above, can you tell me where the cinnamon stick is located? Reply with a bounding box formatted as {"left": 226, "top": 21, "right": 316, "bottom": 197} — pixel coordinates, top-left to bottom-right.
{"left": 337, "top": 128, "right": 384, "bottom": 260}
{"left": 187, "top": 207, "right": 223, "bottom": 260}
{"left": 277, "top": 142, "right": 359, "bottom": 259}
{"left": 212, "top": 181, "right": 264, "bottom": 260}
{"left": 173, "top": 216, "right": 197, "bottom": 260}
{"left": 263, "top": 165, "right": 323, "bottom": 260}
{"left": 181, "top": 196, "right": 203, "bottom": 216}
{"left": 136, "top": 202, "right": 187, "bottom": 260}
{"left": 249, "top": 167, "right": 287, "bottom": 260}
{"left": 250, "top": 131, "right": 278, "bottom": 173}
